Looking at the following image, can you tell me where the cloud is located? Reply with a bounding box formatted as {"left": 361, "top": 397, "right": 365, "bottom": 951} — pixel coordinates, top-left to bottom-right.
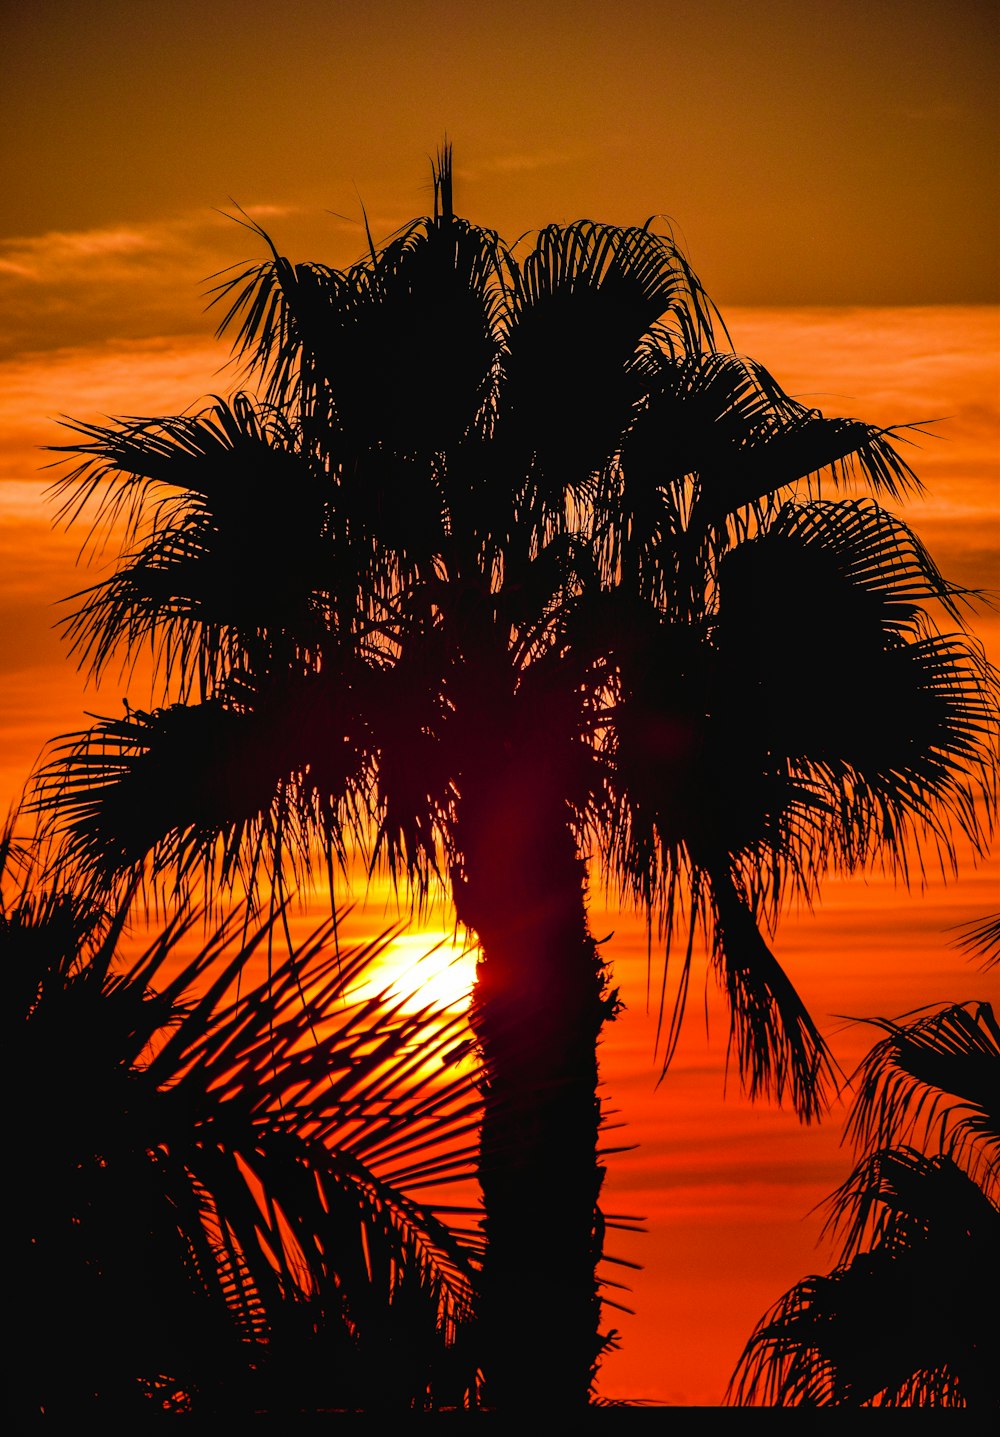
{"left": 0, "top": 213, "right": 237, "bottom": 360}
{"left": 13, "top": 227, "right": 154, "bottom": 272}
{"left": 0, "top": 204, "right": 364, "bottom": 362}
{"left": 724, "top": 304, "right": 1000, "bottom": 605}
{"left": 0, "top": 258, "right": 38, "bottom": 279}
{"left": 458, "top": 137, "right": 626, "bottom": 184}
{"left": 0, "top": 335, "right": 234, "bottom": 489}
{"left": 473, "top": 149, "right": 577, "bottom": 176}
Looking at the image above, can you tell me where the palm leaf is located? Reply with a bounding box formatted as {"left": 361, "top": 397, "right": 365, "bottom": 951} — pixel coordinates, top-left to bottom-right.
{"left": 844, "top": 1002, "right": 1000, "bottom": 1207}
{"left": 730, "top": 1151, "right": 998, "bottom": 1406}
{"left": 48, "top": 396, "right": 330, "bottom": 690}
{"left": 730, "top": 998, "right": 1000, "bottom": 1407}
{"left": 499, "top": 221, "right": 716, "bottom": 502}
{"left": 9, "top": 831, "right": 485, "bottom": 1414}
{"left": 955, "top": 911, "right": 1000, "bottom": 969}
{"left": 707, "top": 862, "right": 839, "bottom": 1119}
{"left": 212, "top": 188, "right": 507, "bottom": 461}
{"left": 712, "top": 499, "right": 996, "bottom": 870}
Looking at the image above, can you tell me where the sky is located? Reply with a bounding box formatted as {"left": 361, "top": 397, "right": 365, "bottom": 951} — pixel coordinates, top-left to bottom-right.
{"left": 2, "top": 0, "right": 998, "bottom": 1406}
{"left": 2, "top": 0, "right": 998, "bottom": 329}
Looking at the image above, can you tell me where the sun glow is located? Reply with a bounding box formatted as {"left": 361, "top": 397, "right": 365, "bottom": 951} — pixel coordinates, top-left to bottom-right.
{"left": 350, "top": 928, "right": 478, "bottom": 1014}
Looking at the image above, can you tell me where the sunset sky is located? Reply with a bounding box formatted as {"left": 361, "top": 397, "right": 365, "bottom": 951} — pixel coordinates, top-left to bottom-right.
{"left": 3, "top": 0, "right": 998, "bottom": 1405}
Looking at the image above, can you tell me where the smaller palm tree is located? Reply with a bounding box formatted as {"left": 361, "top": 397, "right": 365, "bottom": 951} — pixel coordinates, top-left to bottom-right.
{"left": 5, "top": 826, "right": 483, "bottom": 1417}
{"left": 728, "top": 991, "right": 1000, "bottom": 1407}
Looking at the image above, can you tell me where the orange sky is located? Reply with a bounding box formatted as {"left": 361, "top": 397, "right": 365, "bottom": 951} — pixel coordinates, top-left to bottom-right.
{"left": 3, "top": 1, "right": 998, "bottom": 310}
{"left": 2, "top": 0, "right": 998, "bottom": 1405}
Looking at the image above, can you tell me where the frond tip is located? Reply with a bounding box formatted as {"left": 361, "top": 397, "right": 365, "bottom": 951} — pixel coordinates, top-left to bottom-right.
{"left": 955, "top": 912, "right": 1000, "bottom": 969}
{"left": 710, "top": 864, "right": 839, "bottom": 1121}
{"left": 433, "top": 140, "right": 454, "bottom": 225}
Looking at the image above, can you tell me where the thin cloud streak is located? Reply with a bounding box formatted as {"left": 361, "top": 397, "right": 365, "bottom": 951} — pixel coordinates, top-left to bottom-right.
{"left": 0, "top": 336, "right": 235, "bottom": 484}
{"left": 0, "top": 214, "right": 235, "bottom": 360}
{"left": 459, "top": 139, "right": 624, "bottom": 179}
{"left": 0, "top": 206, "right": 360, "bottom": 359}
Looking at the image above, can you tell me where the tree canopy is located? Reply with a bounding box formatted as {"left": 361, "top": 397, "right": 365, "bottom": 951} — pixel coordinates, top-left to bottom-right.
{"left": 26, "top": 148, "right": 999, "bottom": 1407}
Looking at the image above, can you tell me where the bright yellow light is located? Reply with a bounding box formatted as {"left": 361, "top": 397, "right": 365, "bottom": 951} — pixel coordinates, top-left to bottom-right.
{"left": 351, "top": 929, "right": 478, "bottom": 1014}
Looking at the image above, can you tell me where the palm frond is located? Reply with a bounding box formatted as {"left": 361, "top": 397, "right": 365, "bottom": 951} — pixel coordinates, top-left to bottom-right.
{"left": 843, "top": 1002, "right": 1000, "bottom": 1206}
{"left": 611, "top": 351, "right": 920, "bottom": 581}
{"left": 47, "top": 395, "right": 332, "bottom": 691}
{"left": 708, "top": 863, "right": 838, "bottom": 1119}
{"left": 730, "top": 997, "right": 1000, "bottom": 1408}
{"left": 712, "top": 499, "right": 997, "bottom": 876}
{"left": 212, "top": 206, "right": 508, "bottom": 460}
{"left": 955, "top": 911, "right": 1000, "bottom": 969}
{"left": 11, "top": 859, "right": 485, "bottom": 1415}
{"left": 730, "top": 1149, "right": 998, "bottom": 1407}
{"left": 28, "top": 689, "right": 369, "bottom": 901}
{"left": 499, "top": 221, "right": 716, "bottom": 501}
{"left": 48, "top": 391, "right": 297, "bottom": 539}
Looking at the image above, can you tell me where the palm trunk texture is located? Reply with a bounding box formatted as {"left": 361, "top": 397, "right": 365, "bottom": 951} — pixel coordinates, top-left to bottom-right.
{"left": 454, "top": 764, "right": 616, "bottom": 1411}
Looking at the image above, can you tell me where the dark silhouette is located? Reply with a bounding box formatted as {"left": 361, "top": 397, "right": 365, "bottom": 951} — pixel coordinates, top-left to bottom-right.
{"left": 29, "top": 147, "right": 997, "bottom": 1410}
{"left": 729, "top": 995, "right": 999, "bottom": 1407}
{"left": 956, "top": 911, "right": 1000, "bottom": 967}
{"left": 4, "top": 825, "right": 482, "bottom": 1417}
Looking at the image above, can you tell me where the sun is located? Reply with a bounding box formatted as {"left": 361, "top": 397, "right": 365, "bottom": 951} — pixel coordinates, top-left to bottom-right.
{"left": 350, "top": 929, "right": 478, "bottom": 1014}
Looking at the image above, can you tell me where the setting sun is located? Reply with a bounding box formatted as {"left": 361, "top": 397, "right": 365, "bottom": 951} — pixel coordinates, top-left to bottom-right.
{"left": 349, "top": 929, "right": 478, "bottom": 1015}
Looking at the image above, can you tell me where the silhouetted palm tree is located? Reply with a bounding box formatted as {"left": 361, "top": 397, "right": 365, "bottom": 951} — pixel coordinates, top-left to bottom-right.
{"left": 30, "top": 148, "right": 997, "bottom": 1409}
{"left": 729, "top": 997, "right": 999, "bottom": 1407}
{"left": 5, "top": 828, "right": 482, "bottom": 1417}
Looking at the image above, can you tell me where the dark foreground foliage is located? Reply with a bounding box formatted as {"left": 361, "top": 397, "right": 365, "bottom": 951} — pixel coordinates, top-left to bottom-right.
{"left": 4, "top": 830, "right": 482, "bottom": 1417}
{"left": 729, "top": 993, "right": 1000, "bottom": 1407}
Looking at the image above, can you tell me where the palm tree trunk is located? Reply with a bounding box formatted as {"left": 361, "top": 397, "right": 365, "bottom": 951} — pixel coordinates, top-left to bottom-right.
{"left": 453, "top": 768, "right": 616, "bottom": 1412}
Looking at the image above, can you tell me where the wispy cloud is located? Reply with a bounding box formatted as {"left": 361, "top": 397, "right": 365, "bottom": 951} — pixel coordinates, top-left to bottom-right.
{"left": 0, "top": 335, "right": 233, "bottom": 489}
{"left": 10, "top": 226, "right": 155, "bottom": 274}
{"left": 459, "top": 137, "right": 626, "bottom": 183}
{"left": 0, "top": 203, "right": 363, "bottom": 362}
{"left": 0, "top": 258, "right": 40, "bottom": 279}
{"left": 473, "top": 149, "right": 578, "bottom": 176}
{"left": 0, "top": 213, "right": 238, "bottom": 360}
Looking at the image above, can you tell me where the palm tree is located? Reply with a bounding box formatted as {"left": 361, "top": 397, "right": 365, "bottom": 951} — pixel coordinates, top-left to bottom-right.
{"left": 29, "top": 147, "right": 997, "bottom": 1409}
{"left": 729, "top": 997, "right": 1000, "bottom": 1407}
{"left": 5, "top": 826, "right": 483, "bottom": 1417}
